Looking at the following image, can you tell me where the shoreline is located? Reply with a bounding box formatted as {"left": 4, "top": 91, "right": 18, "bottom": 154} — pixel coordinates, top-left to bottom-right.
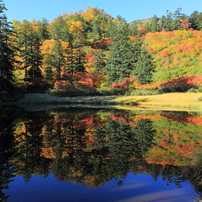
{"left": 5, "top": 92, "right": 201, "bottom": 111}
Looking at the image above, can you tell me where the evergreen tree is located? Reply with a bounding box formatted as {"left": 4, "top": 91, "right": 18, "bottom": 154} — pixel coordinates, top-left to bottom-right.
{"left": 15, "top": 20, "right": 43, "bottom": 81}
{"left": 105, "top": 23, "right": 139, "bottom": 85}
{"left": 189, "top": 11, "right": 202, "bottom": 30}
{"left": 49, "top": 16, "right": 71, "bottom": 42}
{"left": 106, "top": 19, "right": 117, "bottom": 41}
{"left": 150, "top": 15, "right": 158, "bottom": 32}
{"left": 93, "top": 50, "right": 106, "bottom": 73}
{"left": 26, "top": 36, "right": 43, "bottom": 80}
{"left": 132, "top": 47, "right": 154, "bottom": 84}
{"left": 52, "top": 39, "right": 64, "bottom": 78}
{"left": 105, "top": 41, "right": 134, "bottom": 84}
{"left": 171, "top": 8, "right": 185, "bottom": 30}
{"left": 36, "top": 18, "right": 50, "bottom": 42}
{"left": 88, "top": 19, "right": 102, "bottom": 41}
{"left": 160, "top": 14, "right": 172, "bottom": 31}
{"left": 0, "top": 0, "right": 15, "bottom": 91}
{"left": 160, "top": 8, "right": 185, "bottom": 31}
{"left": 129, "top": 21, "right": 139, "bottom": 36}
{"left": 65, "top": 42, "right": 85, "bottom": 77}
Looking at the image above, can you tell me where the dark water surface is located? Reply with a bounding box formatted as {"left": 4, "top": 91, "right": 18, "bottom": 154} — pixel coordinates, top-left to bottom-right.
{"left": 1, "top": 106, "right": 202, "bottom": 202}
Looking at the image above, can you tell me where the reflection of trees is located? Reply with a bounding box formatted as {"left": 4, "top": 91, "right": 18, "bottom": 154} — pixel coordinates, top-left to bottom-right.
{"left": 189, "top": 152, "right": 202, "bottom": 198}
{"left": 13, "top": 111, "right": 49, "bottom": 182}
{"left": 160, "top": 111, "right": 202, "bottom": 126}
{"left": 12, "top": 109, "right": 157, "bottom": 187}
{"left": 93, "top": 112, "right": 155, "bottom": 183}
{"left": 44, "top": 109, "right": 110, "bottom": 187}
{"left": 4, "top": 108, "right": 202, "bottom": 195}
{"left": 0, "top": 108, "right": 16, "bottom": 202}
{"left": 146, "top": 113, "right": 202, "bottom": 167}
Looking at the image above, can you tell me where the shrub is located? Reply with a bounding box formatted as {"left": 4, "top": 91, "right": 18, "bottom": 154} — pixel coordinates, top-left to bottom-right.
{"left": 157, "top": 75, "right": 202, "bottom": 92}
{"left": 96, "top": 87, "right": 125, "bottom": 95}
{"left": 187, "top": 88, "right": 199, "bottom": 93}
{"left": 61, "top": 72, "right": 105, "bottom": 88}
{"left": 189, "top": 87, "right": 202, "bottom": 93}
{"left": 48, "top": 89, "right": 69, "bottom": 97}
{"left": 109, "top": 78, "right": 131, "bottom": 89}
{"left": 127, "top": 89, "right": 161, "bottom": 96}
{"left": 198, "top": 96, "right": 202, "bottom": 101}
{"left": 49, "top": 81, "right": 98, "bottom": 97}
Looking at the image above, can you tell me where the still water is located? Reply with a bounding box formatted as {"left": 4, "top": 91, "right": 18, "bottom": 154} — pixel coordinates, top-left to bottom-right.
{"left": 1, "top": 106, "right": 202, "bottom": 202}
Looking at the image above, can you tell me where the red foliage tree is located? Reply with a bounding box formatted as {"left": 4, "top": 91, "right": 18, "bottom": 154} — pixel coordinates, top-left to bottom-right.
{"left": 109, "top": 77, "right": 134, "bottom": 89}
{"left": 158, "top": 75, "right": 202, "bottom": 91}
{"left": 180, "top": 18, "right": 192, "bottom": 30}
{"left": 53, "top": 72, "right": 105, "bottom": 89}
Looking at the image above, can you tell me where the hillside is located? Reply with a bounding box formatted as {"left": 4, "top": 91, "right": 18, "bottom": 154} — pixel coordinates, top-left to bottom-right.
{"left": 2, "top": 2, "right": 202, "bottom": 100}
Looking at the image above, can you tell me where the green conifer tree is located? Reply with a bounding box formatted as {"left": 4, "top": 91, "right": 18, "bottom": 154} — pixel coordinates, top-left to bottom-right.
{"left": 0, "top": 0, "right": 15, "bottom": 88}
{"left": 151, "top": 15, "right": 158, "bottom": 32}
{"left": 93, "top": 50, "right": 106, "bottom": 73}
{"left": 132, "top": 47, "right": 154, "bottom": 84}
{"left": 105, "top": 23, "right": 139, "bottom": 85}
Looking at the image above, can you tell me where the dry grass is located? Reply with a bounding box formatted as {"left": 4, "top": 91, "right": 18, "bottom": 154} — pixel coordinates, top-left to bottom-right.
{"left": 110, "top": 93, "right": 202, "bottom": 110}
{"left": 111, "top": 92, "right": 202, "bottom": 104}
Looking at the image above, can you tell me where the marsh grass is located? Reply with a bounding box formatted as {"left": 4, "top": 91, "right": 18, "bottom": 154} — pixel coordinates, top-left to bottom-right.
{"left": 126, "top": 89, "right": 160, "bottom": 96}
{"left": 198, "top": 96, "right": 202, "bottom": 101}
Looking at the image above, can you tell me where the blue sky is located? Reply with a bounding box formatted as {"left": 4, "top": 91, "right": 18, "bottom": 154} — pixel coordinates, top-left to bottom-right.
{"left": 4, "top": 0, "right": 202, "bottom": 23}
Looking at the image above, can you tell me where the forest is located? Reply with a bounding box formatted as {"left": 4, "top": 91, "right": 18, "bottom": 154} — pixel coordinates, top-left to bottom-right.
{"left": 1, "top": 0, "right": 202, "bottom": 101}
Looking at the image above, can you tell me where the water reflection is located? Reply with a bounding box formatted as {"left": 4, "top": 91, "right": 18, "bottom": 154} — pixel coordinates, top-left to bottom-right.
{"left": 1, "top": 107, "right": 202, "bottom": 201}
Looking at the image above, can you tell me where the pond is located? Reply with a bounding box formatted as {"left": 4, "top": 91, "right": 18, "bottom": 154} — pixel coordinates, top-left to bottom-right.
{"left": 1, "top": 106, "right": 202, "bottom": 202}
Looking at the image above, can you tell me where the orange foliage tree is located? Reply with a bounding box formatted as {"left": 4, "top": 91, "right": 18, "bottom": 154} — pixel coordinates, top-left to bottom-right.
{"left": 144, "top": 30, "right": 202, "bottom": 82}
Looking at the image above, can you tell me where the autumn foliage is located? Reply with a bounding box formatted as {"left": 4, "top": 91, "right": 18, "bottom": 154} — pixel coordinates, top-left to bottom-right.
{"left": 159, "top": 111, "right": 202, "bottom": 126}
{"left": 8, "top": 6, "right": 202, "bottom": 95}
{"left": 144, "top": 30, "right": 202, "bottom": 83}
{"left": 130, "top": 74, "right": 202, "bottom": 91}
{"left": 54, "top": 72, "right": 105, "bottom": 89}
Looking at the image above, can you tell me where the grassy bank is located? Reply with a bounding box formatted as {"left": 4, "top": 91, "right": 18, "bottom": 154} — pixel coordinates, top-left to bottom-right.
{"left": 16, "top": 92, "right": 202, "bottom": 111}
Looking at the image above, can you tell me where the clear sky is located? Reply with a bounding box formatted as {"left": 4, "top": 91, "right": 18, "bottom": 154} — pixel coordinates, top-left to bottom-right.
{"left": 4, "top": 0, "right": 202, "bottom": 23}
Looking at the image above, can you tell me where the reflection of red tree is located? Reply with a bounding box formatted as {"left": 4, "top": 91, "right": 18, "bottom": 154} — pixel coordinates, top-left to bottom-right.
{"left": 52, "top": 114, "right": 105, "bottom": 151}
{"left": 109, "top": 114, "right": 130, "bottom": 124}
{"left": 158, "top": 140, "right": 171, "bottom": 147}
{"left": 160, "top": 112, "right": 202, "bottom": 126}
{"left": 53, "top": 114, "right": 103, "bottom": 130}
{"left": 109, "top": 114, "right": 161, "bottom": 128}
{"left": 54, "top": 72, "right": 105, "bottom": 89}
{"left": 54, "top": 115, "right": 70, "bottom": 123}
{"left": 135, "top": 115, "right": 160, "bottom": 121}
{"left": 186, "top": 116, "right": 202, "bottom": 126}
{"left": 177, "top": 145, "right": 195, "bottom": 152}
{"left": 108, "top": 114, "right": 139, "bottom": 128}
{"left": 146, "top": 155, "right": 175, "bottom": 166}
{"left": 80, "top": 117, "right": 94, "bottom": 125}
{"left": 85, "top": 136, "right": 96, "bottom": 148}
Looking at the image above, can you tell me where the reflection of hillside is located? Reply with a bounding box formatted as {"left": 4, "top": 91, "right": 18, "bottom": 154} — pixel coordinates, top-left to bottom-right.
{"left": 2, "top": 108, "right": 202, "bottom": 194}
{"left": 145, "top": 112, "right": 202, "bottom": 167}
{"left": 11, "top": 109, "right": 154, "bottom": 187}
{"left": 159, "top": 111, "right": 202, "bottom": 126}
